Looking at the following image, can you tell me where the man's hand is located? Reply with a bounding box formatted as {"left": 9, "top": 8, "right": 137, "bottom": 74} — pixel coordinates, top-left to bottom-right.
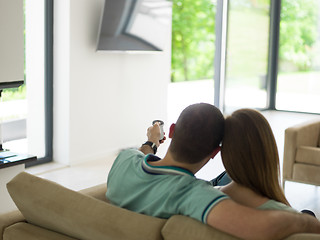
{"left": 146, "top": 122, "right": 162, "bottom": 147}
{"left": 139, "top": 123, "right": 166, "bottom": 155}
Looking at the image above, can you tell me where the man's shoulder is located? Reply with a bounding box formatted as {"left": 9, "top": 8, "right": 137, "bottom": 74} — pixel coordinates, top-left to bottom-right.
{"left": 108, "top": 148, "right": 145, "bottom": 186}
{"left": 116, "top": 148, "right": 145, "bottom": 161}
{"left": 110, "top": 148, "right": 146, "bottom": 171}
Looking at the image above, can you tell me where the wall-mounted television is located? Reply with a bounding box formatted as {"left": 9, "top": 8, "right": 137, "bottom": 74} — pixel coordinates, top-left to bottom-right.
{"left": 96, "top": 0, "right": 172, "bottom": 52}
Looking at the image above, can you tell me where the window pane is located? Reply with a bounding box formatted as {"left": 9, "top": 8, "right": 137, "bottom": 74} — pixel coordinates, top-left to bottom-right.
{"left": 276, "top": 0, "right": 320, "bottom": 113}
{"left": 1, "top": 0, "right": 47, "bottom": 159}
{"left": 169, "top": 0, "right": 217, "bottom": 123}
{"left": 0, "top": 0, "right": 27, "bottom": 152}
{"left": 25, "top": 0, "right": 46, "bottom": 158}
{"left": 171, "top": 0, "right": 216, "bottom": 82}
{"left": 0, "top": 86, "right": 27, "bottom": 122}
{"left": 224, "top": 0, "right": 270, "bottom": 112}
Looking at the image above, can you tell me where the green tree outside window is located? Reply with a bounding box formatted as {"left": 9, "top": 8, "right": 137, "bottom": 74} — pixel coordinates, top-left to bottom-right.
{"left": 171, "top": 0, "right": 216, "bottom": 82}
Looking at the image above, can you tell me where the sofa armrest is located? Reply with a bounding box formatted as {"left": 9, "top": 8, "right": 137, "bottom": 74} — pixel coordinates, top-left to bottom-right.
{"left": 283, "top": 120, "right": 320, "bottom": 180}
{"left": 0, "top": 210, "right": 25, "bottom": 240}
{"left": 0, "top": 183, "right": 107, "bottom": 240}
{"left": 290, "top": 120, "right": 320, "bottom": 147}
{"left": 78, "top": 183, "right": 108, "bottom": 202}
{"left": 7, "top": 172, "right": 165, "bottom": 240}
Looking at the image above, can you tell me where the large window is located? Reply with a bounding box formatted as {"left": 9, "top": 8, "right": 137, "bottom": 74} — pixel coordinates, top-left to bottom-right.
{"left": 169, "top": 0, "right": 217, "bottom": 122}
{"left": 171, "top": 0, "right": 320, "bottom": 115}
{"left": 276, "top": 0, "right": 320, "bottom": 113}
{"left": 171, "top": 0, "right": 216, "bottom": 82}
{"left": 224, "top": 0, "right": 270, "bottom": 112}
{"left": 0, "top": 0, "right": 53, "bottom": 165}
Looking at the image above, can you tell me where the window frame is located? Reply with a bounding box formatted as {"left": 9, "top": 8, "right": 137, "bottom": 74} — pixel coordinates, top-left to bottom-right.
{"left": 26, "top": 0, "right": 53, "bottom": 167}
{"left": 213, "top": 0, "right": 320, "bottom": 115}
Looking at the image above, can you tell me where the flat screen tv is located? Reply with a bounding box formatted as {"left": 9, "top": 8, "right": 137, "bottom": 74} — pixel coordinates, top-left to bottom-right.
{"left": 96, "top": 0, "right": 172, "bottom": 52}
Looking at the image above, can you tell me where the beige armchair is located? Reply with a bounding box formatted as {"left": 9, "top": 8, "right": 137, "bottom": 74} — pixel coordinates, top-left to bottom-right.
{"left": 283, "top": 119, "right": 320, "bottom": 188}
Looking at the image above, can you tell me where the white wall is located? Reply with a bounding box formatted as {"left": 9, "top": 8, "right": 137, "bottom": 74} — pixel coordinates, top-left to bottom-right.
{"left": 54, "top": 0, "right": 171, "bottom": 165}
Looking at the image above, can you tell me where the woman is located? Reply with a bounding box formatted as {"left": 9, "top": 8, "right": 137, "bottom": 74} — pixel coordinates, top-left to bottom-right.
{"left": 220, "top": 108, "right": 314, "bottom": 215}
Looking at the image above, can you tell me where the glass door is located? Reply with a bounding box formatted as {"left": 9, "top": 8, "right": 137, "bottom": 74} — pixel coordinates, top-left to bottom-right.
{"left": 169, "top": 0, "right": 217, "bottom": 122}
{"left": 276, "top": 0, "right": 320, "bottom": 114}
{"left": 223, "top": 0, "right": 271, "bottom": 113}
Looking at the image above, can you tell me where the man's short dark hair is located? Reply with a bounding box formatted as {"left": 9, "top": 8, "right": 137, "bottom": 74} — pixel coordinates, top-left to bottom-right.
{"left": 169, "top": 103, "right": 224, "bottom": 164}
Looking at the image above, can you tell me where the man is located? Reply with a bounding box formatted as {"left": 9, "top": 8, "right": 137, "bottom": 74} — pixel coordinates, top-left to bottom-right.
{"left": 107, "top": 103, "right": 320, "bottom": 240}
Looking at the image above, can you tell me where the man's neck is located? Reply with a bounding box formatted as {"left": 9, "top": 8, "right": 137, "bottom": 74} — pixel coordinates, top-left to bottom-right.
{"left": 148, "top": 151, "right": 208, "bottom": 174}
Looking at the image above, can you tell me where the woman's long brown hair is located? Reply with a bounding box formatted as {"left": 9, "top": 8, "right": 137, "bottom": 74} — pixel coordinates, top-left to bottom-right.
{"left": 221, "top": 109, "right": 290, "bottom": 205}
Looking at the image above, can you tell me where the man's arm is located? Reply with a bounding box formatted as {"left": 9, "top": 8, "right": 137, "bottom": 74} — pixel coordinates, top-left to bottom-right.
{"left": 207, "top": 199, "right": 320, "bottom": 240}
{"left": 139, "top": 144, "right": 157, "bottom": 155}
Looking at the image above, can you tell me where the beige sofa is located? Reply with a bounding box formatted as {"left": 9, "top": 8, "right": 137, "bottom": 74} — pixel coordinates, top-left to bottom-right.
{"left": 1, "top": 172, "right": 320, "bottom": 240}
{"left": 283, "top": 119, "right": 320, "bottom": 188}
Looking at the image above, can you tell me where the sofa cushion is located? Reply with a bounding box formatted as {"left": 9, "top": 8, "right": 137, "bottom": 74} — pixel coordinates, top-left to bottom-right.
{"left": 296, "top": 146, "right": 320, "bottom": 165}
{"left": 293, "top": 163, "right": 320, "bottom": 185}
{"left": 284, "top": 233, "right": 320, "bottom": 240}
{"left": 7, "top": 172, "right": 166, "bottom": 240}
{"left": 0, "top": 211, "right": 25, "bottom": 240}
{"left": 161, "top": 215, "right": 241, "bottom": 240}
{"left": 4, "top": 222, "right": 76, "bottom": 240}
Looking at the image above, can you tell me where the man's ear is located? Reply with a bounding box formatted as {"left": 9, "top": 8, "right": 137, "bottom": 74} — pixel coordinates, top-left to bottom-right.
{"left": 210, "top": 146, "right": 221, "bottom": 159}
{"left": 169, "top": 123, "right": 175, "bottom": 138}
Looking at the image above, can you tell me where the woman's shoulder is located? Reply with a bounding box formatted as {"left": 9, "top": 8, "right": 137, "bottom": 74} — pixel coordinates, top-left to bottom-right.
{"left": 257, "top": 199, "right": 298, "bottom": 213}
{"left": 220, "top": 182, "right": 269, "bottom": 208}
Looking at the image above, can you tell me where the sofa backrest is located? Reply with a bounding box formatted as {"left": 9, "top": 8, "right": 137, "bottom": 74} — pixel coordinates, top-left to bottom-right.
{"left": 7, "top": 172, "right": 166, "bottom": 240}
{"left": 295, "top": 120, "right": 320, "bottom": 147}
{"left": 78, "top": 183, "right": 108, "bottom": 202}
{"left": 162, "top": 215, "right": 241, "bottom": 240}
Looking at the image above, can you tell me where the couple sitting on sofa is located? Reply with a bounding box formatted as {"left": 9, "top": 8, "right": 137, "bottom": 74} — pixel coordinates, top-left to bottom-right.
{"left": 106, "top": 103, "right": 320, "bottom": 240}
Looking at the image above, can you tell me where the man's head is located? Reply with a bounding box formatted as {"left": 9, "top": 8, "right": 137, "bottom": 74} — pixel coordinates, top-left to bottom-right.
{"left": 168, "top": 103, "right": 224, "bottom": 164}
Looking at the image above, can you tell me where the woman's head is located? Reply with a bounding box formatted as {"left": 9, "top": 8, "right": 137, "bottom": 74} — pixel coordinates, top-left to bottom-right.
{"left": 221, "top": 109, "right": 289, "bottom": 205}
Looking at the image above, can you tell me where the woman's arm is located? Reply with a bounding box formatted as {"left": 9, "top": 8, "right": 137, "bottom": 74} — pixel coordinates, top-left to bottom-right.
{"left": 207, "top": 199, "right": 320, "bottom": 240}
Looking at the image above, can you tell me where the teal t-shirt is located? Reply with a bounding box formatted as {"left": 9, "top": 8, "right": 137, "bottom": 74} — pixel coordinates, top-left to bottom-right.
{"left": 106, "top": 149, "right": 229, "bottom": 223}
